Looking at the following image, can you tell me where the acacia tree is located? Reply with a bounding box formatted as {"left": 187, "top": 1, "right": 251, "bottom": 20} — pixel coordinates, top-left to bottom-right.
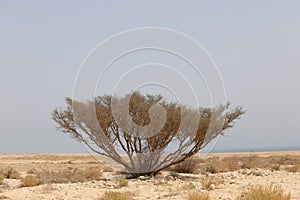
{"left": 52, "top": 92, "right": 244, "bottom": 178}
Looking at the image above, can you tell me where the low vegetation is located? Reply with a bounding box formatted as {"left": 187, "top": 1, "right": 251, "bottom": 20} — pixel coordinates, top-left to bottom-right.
{"left": 285, "top": 165, "right": 300, "bottom": 173}
{"left": 0, "top": 173, "right": 4, "bottom": 185}
{"left": 172, "top": 157, "right": 202, "bottom": 173}
{"left": 53, "top": 92, "right": 244, "bottom": 177}
{"left": 181, "top": 182, "right": 197, "bottom": 190}
{"left": 170, "top": 154, "right": 300, "bottom": 175}
{"left": 200, "top": 175, "right": 224, "bottom": 190}
{"left": 237, "top": 184, "right": 291, "bottom": 200}
{"left": 115, "top": 178, "right": 128, "bottom": 188}
{"left": 169, "top": 171, "right": 180, "bottom": 178}
{"left": 0, "top": 167, "right": 21, "bottom": 179}
{"left": 35, "top": 167, "right": 102, "bottom": 184}
{"left": 22, "top": 175, "right": 40, "bottom": 187}
{"left": 99, "top": 191, "right": 133, "bottom": 200}
{"left": 0, "top": 153, "right": 299, "bottom": 199}
{"left": 187, "top": 191, "right": 210, "bottom": 200}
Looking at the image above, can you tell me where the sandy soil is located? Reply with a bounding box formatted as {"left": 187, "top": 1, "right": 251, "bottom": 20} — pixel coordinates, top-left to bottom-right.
{"left": 0, "top": 151, "right": 299, "bottom": 200}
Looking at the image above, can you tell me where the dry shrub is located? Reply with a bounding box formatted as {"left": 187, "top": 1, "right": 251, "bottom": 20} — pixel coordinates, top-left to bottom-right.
{"left": 99, "top": 191, "right": 133, "bottom": 200}
{"left": 86, "top": 168, "right": 103, "bottom": 180}
{"left": 220, "top": 157, "right": 240, "bottom": 171}
{"left": 22, "top": 175, "right": 40, "bottom": 187}
{"left": 36, "top": 167, "right": 102, "bottom": 184}
{"left": 169, "top": 171, "right": 180, "bottom": 178}
{"left": 205, "top": 163, "right": 220, "bottom": 174}
{"left": 115, "top": 178, "right": 128, "bottom": 188}
{"left": 285, "top": 165, "right": 300, "bottom": 173}
{"left": 187, "top": 191, "right": 210, "bottom": 200}
{"left": 205, "top": 155, "right": 280, "bottom": 173}
{"left": 181, "top": 182, "right": 196, "bottom": 190}
{"left": 270, "top": 164, "right": 281, "bottom": 171}
{"left": 0, "top": 174, "right": 3, "bottom": 185}
{"left": 0, "top": 167, "right": 21, "bottom": 179}
{"left": 201, "top": 175, "right": 224, "bottom": 190}
{"left": 204, "top": 158, "right": 224, "bottom": 173}
{"left": 173, "top": 157, "right": 201, "bottom": 173}
{"left": 238, "top": 156, "right": 262, "bottom": 169}
{"left": 240, "top": 155, "right": 300, "bottom": 170}
{"left": 274, "top": 155, "right": 300, "bottom": 165}
{"left": 168, "top": 154, "right": 300, "bottom": 175}
{"left": 237, "top": 184, "right": 291, "bottom": 200}
{"left": 203, "top": 157, "right": 231, "bottom": 174}
{"left": 102, "top": 166, "right": 114, "bottom": 172}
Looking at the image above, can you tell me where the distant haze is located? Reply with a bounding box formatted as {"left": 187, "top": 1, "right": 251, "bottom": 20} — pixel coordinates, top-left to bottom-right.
{"left": 0, "top": 1, "right": 299, "bottom": 153}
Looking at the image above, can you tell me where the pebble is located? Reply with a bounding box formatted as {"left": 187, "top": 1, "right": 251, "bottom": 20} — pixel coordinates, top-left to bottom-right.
{"left": 209, "top": 184, "right": 216, "bottom": 191}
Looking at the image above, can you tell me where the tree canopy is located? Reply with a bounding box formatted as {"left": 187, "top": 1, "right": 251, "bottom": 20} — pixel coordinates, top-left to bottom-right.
{"left": 52, "top": 92, "right": 244, "bottom": 178}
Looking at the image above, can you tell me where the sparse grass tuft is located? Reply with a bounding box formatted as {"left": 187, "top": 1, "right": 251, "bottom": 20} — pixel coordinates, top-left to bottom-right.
{"left": 36, "top": 167, "right": 102, "bottom": 184}
{"left": 99, "top": 191, "right": 133, "bottom": 200}
{"left": 0, "top": 173, "right": 3, "bottom": 185}
{"left": 181, "top": 182, "right": 197, "bottom": 190}
{"left": 173, "top": 157, "right": 200, "bottom": 173}
{"left": 102, "top": 166, "right": 114, "bottom": 172}
{"left": 86, "top": 168, "right": 103, "bottom": 180}
{"left": 237, "top": 184, "right": 291, "bottom": 200}
{"left": 285, "top": 165, "right": 300, "bottom": 173}
{"left": 201, "top": 175, "right": 224, "bottom": 190}
{"left": 270, "top": 164, "right": 281, "bottom": 171}
{"left": 0, "top": 167, "right": 21, "bottom": 179}
{"left": 187, "top": 191, "right": 210, "bottom": 200}
{"left": 199, "top": 154, "right": 300, "bottom": 174}
{"left": 206, "top": 164, "right": 219, "bottom": 174}
{"left": 115, "top": 178, "right": 128, "bottom": 188}
{"left": 22, "top": 175, "right": 40, "bottom": 187}
{"left": 169, "top": 171, "right": 180, "bottom": 178}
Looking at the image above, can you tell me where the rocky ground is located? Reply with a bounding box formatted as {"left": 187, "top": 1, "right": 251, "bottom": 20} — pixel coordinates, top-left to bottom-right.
{"left": 0, "top": 152, "right": 299, "bottom": 200}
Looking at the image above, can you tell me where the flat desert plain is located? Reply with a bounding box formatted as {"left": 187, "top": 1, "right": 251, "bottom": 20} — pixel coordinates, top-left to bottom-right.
{"left": 0, "top": 151, "right": 300, "bottom": 200}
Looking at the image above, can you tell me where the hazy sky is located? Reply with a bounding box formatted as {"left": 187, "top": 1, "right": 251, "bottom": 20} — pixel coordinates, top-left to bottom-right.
{"left": 1, "top": 1, "right": 299, "bottom": 153}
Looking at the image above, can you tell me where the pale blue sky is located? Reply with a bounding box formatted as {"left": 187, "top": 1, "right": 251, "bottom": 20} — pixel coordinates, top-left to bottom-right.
{"left": 0, "top": 1, "right": 299, "bottom": 153}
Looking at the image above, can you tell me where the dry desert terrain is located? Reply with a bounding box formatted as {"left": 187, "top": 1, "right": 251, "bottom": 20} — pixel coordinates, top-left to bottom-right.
{"left": 0, "top": 151, "right": 300, "bottom": 200}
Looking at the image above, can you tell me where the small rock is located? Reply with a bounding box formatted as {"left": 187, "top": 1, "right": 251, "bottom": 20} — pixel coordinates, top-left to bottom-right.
{"left": 209, "top": 184, "right": 216, "bottom": 191}
{"left": 138, "top": 176, "right": 149, "bottom": 181}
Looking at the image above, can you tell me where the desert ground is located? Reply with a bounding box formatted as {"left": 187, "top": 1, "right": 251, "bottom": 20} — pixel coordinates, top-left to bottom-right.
{"left": 0, "top": 151, "right": 299, "bottom": 200}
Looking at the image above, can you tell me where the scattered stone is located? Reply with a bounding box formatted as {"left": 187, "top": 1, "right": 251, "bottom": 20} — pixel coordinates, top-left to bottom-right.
{"left": 209, "top": 184, "right": 216, "bottom": 191}
{"left": 138, "top": 176, "right": 151, "bottom": 181}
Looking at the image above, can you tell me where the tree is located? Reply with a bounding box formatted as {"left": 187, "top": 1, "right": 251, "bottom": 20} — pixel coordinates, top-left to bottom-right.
{"left": 52, "top": 92, "right": 244, "bottom": 178}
